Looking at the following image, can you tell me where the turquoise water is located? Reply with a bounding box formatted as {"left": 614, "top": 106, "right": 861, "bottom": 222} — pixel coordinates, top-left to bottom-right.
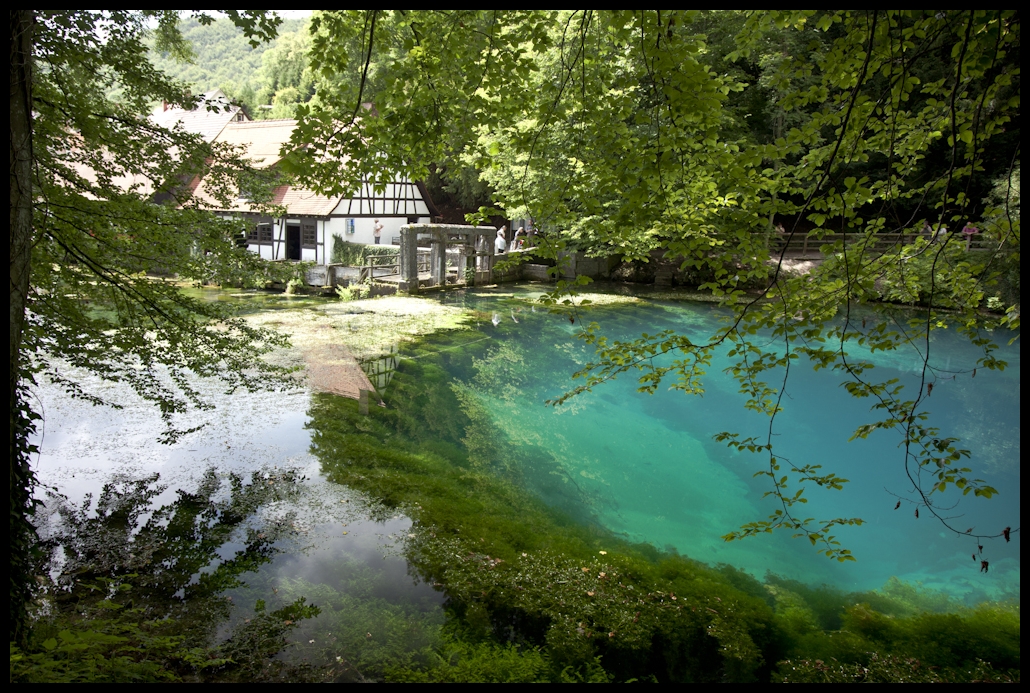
{"left": 28, "top": 285, "right": 1019, "bottom": 677}
{"left": 422, "top": 287, "right": 1020, "bottom": 602}
{"left": 31, "top": 285, "right": 1019, "bottom": 641}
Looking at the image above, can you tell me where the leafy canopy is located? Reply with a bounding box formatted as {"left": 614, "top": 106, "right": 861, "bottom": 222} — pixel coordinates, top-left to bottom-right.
{"left": 292, "top": 10, "right": 1019, "bottom": 561}
{"left": 26, "top": 10, "right": 296, "bottom": 440}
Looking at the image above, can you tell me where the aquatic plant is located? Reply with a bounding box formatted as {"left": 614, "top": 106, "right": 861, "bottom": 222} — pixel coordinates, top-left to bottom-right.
{"left": 300, "top": 325, "right": 1020, "bottom": 682}
{"left": 309, "top": 368, "right": 783, "bottom": 681}
{"left": 872, "top": 576, "right": 960, "bottom": 617}
{"left": 840, "top": 602, "right": 1021, "bottom": 671}
{"left": 231, "top": 564, "right": 446, "bottom": 682}
{"left": 335, "top": 277, "right": 373, "bottom": 301}
{"left": 246, "top": 295, "right": 472, "bottom": 363}
{"left": 384, "top": 633, "right": 607, "bottom": 683}
{"left": 778, "top": 653, "right": 1020, "bottom": 683}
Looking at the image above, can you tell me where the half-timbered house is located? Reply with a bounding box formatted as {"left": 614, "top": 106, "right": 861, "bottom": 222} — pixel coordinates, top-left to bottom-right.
{"left": 191, "top": 119, "right": 438, "bottom": 262}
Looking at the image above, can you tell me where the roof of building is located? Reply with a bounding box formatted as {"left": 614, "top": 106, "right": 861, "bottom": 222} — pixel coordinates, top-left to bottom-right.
{"left": 149, "top": 88, "right": 247, "bottom": 143}
{"left": 190, "top": 117, "right": 438, "bottom": 218}
{"left": 189, "top": 118, "right": 343, "bottom": 215}
{"left": 212, "top": 119, "right": 298, "bottom": 169}
{"left": 272, "top": 184, "right": 344, "bottom": 216}
{"left": 61, "top": 132, "right": 160, "bottom": 200}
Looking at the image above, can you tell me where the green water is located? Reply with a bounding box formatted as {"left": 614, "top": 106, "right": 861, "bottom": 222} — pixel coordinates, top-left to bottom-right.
{"left": 419, "top": 287, "right": 1020, "bottom": 601}
{"left": 27, "top": 285, "right": 1020, "bottom": 681}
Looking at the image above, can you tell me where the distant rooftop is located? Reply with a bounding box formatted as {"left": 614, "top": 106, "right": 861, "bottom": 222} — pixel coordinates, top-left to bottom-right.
{"left": 192, "top": 117, "right": 344, "bottom": 216}
{"left": 213, "top": 119, "right": 299, "bottom": 169}
{"left": 150, "top": 88, "right": 248, "bottom": 143}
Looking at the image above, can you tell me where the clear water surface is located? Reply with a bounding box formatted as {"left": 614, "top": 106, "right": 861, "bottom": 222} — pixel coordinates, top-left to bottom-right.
{"left": 31, "top": 285, "right": 1020, "bottom": 624}
{"left": 425, "top": 286, "right": 1020, "bottom": 602}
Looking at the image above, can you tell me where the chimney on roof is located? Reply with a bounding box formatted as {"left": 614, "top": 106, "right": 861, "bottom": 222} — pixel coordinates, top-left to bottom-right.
{"left": 162, "top": 100, "right": 169, "bottom": 112}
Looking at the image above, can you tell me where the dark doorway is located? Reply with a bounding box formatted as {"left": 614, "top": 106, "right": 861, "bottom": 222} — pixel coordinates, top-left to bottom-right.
{"left": 286, "top": 225, "right": 301, "bottom": 260}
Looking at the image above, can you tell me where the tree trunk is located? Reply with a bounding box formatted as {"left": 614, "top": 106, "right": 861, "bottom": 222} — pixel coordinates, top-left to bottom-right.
{"left": 9, "top": 8, "right": 35, "bottom": 642}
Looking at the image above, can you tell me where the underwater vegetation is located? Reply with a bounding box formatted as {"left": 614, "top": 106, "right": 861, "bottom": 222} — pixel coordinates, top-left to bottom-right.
{"left": 300, "top": 327, "right": 1022, "bottom": 683}
{"left": 15, "top": 293, "right": 1020, "bottom": 682}
{"left": 11, "top": 470, "right": 324, "bottom": 683}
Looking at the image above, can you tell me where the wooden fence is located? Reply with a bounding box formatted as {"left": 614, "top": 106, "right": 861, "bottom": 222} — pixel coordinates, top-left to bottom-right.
{"left": 770, "top": 231, "right": 995, "bottom": 256}
{"left": 358, "top": 251, "right": 430, "bottom": 282}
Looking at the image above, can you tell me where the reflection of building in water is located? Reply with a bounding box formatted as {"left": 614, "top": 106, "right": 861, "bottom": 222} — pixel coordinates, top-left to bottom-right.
{"left": 359, "top": 344, "right": 399, "bottom": 394}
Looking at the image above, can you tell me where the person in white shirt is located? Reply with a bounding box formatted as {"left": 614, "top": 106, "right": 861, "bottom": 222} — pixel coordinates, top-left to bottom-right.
{"left": 495, "top": 226, "right": 507, "bottom": 254}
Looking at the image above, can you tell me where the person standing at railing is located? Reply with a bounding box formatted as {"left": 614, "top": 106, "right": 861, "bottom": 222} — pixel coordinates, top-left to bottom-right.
{"left": 962, "top": 224, "right": 979, "bottom": 251}
{"left": 495, "top": 226, "right": 507, "bottom": 254}
{"left": 924, "top": 221, "right": 948, "bottom": 244}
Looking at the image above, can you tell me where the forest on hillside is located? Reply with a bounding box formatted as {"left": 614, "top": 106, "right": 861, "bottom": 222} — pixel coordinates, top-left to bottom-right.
{"left": 149, "top": 14, "right": 490, "bottom": 219}
{"left": 148, "top": 16, "right": 311, "bottom": 120}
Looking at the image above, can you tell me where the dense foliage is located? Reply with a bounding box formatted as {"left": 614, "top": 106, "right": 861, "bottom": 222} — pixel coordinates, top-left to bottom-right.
{"left": 148, "top": 16, "right": 312, "bottom": 120}
{"left": 23, "top": 9, "right": 293, "bottom": 437}
{"left": 284, "top": 10, "right": 1020, "bottom": 561}
{"left": 329, "top": 238, "right": 400, "bottom": 266}
{"left": 9, "top": 10, "right": 292, "bottom": 640}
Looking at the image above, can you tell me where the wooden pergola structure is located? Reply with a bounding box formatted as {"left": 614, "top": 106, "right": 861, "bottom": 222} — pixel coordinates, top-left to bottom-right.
{"left": 397, "top": 223, "right": 500, "bottom": 291}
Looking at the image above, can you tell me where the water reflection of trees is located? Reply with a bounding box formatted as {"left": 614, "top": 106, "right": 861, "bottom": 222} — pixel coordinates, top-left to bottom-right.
{"left": 25, "top": 469, "right": 321, "bottom": 682}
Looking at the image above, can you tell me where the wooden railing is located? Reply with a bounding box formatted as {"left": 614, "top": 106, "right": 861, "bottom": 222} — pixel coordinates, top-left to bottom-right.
{"left": 770, "top": 232, "right": 995, "bottom": 256}
{"left": 359, "top": 252, "right": 429, "bottom": 281}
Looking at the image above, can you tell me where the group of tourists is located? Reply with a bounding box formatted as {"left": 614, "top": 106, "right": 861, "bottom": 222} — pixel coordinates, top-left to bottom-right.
{"left": 494, "top": 223, "right": 538, "bottom": 254}
{"left": 923, "top": 220, "right": 980, "bottom": 250}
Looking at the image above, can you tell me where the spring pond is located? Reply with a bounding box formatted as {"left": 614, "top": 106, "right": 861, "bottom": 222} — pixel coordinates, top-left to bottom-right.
{"left": 31, "top": 284, "right": 1020, "bottom": 676}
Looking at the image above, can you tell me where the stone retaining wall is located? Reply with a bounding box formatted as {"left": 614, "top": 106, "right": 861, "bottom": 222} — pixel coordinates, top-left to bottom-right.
{"left": 303, "top": 252, "right": 614, "bottom": 288}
